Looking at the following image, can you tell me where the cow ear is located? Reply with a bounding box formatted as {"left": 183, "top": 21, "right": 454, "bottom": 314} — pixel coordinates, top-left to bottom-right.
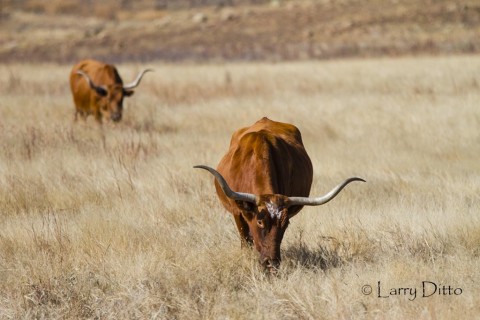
{"left": 123, "top": 89, "right": 135, "bottom": 97}
{"left": 287, "top": 206, "right": 301, "bottom": 219}
{"left": 235, "top": 200, "right": 255, "bottom": 213}
{"left": 94, "top": 87, "right": 108, "bottom": 97}
{"left": 239, "top": 200, "right": 254, "bottom": 211}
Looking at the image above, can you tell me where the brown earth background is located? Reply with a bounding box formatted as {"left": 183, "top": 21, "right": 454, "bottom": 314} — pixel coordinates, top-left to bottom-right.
{"left": 2, "top": 0, "right": 480, "bottom": 63}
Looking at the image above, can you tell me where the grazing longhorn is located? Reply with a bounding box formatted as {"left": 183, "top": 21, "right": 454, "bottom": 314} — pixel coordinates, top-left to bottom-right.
{"left": 195, "top": 117, "right": 364, "bottom": 273}
{"left": 69, "top": 59, "right": 152, "bottom": 123}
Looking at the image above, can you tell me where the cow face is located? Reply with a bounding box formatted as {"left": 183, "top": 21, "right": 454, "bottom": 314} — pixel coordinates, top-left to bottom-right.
{"left": 94, "top": 85, "right": 134, "bottom": 122}
{"left": 237, "top": 194, "right": 292, "bottom": 273}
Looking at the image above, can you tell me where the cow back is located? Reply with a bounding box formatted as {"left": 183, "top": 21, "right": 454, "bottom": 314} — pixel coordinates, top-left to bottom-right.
{"left": 70, "top": 59, "right": 122, "bottom": 89}
{"left": 216, "top": 117, "right": 313, "bottom": 215}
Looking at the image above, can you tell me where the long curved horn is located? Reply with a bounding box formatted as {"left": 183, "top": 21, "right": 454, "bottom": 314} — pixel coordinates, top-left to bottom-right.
{"left": 288, "top": 177, "right": 365, "bottom": 206}
{"left": 123, "top": 69, "right": 154, "bottom": 90}
{"left": 194, "top": 165, "right": 257, "bottom": 203}
{"left": 76, "top": 70, "right": 108, "bottom": 95}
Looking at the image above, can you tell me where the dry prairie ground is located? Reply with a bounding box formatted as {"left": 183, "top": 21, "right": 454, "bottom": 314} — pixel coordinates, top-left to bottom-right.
{"left": 2, "top": 0, "right": 480, "bottom": 63}
{"left": 0, "top": 55, "right": 480, "bottom": 319}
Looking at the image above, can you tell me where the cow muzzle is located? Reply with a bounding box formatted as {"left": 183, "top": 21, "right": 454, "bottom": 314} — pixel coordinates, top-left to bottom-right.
{"left": 111, "top": 112, "right": 122, "bottom": 122}
{"left": 261, "top": 257, "right": 280, "bottom": 274}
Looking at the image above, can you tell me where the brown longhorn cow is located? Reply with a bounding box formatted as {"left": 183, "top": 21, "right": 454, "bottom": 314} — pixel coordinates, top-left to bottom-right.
{"left": 69, "top": 59, "right": 152, "bottom": 123}
{"left": 195, "top": 117, "right": 364, "bottom": 273}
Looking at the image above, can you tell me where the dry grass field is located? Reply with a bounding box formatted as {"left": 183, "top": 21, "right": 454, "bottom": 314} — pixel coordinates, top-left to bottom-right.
{"left": 0, "top": 55, "right": 479, "bottom": 319}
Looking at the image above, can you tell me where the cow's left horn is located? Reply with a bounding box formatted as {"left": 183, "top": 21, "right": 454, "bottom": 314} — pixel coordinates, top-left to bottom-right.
{"left": 123, "top": 69, "right": 154, "bottom": 90}
{"left": 288, "top": 177, "right": 365, "bottom": 206}
{"left": 194, "top": 165, "right": 257, "bottom": 203}
{"left": 76, "top": 70, "right": 108, "bottom": 95}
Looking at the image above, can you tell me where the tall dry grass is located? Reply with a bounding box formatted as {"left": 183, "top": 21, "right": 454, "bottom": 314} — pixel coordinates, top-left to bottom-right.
{"left": 0, "top": 56, "right": 479, "bottom": 319}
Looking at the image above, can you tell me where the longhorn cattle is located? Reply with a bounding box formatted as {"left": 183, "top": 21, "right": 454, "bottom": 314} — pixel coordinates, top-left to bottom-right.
{"left": 195, "top": 117, "right": 364, "bottom": 273}
{"left": 69, "top": 59, "right": 152, "bottom": 123}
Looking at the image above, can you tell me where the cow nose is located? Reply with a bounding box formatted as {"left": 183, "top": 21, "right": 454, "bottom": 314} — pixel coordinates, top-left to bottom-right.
{"left": 111, "top": 113, "right": 122, "bottom": 122}
{"left": 262, "top": 258, "right": 280, "bottom": 273}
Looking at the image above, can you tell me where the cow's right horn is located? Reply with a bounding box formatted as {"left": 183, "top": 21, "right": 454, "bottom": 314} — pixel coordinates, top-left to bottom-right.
{"left": 194, "top": 165, "right": 257, "bottom": 203}
{"left": 76, "top": 71, "right": 108, "bottom": 96}
{"left": 123, "top": 69, "right": 153, "bottom": 90}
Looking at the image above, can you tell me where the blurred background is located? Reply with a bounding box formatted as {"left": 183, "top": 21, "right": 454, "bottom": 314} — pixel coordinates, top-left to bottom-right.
{"left": 2, "top": 0, "right": 480, "bottom": 64}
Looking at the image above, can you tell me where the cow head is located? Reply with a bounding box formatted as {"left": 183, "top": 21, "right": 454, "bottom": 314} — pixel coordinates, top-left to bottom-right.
{"left": 238, "top": 193, "right": 291, "bottom": 271}
{"left": 76, "top": 69, "right": 152, "bottom": 122}
{"left": 194, "top": 165, "right": 365, "bottom": 273}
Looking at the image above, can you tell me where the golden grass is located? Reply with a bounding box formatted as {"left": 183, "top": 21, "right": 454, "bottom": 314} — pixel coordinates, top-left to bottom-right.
{"left": 0, "top": 55, "right": 479, "bottom": 319}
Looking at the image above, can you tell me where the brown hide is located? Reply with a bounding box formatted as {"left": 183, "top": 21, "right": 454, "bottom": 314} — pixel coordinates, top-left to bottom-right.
{"left": 216, "top": 117, "right": 313, "bottom": 213}
{"left": 215, "top": 117, "right": 313, "bottom": 271}
{"left": 69, "top": 59, "right": 133, "bottom": 123}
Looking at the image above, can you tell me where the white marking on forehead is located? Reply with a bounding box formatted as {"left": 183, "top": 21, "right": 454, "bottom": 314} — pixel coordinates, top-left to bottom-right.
{"left": 266, "top": 202, "right": 282, "bottom": 220}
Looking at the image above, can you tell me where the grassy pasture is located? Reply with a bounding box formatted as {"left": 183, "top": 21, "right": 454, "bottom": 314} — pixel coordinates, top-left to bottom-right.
{"left": 0, "top": 56, "right": 479, "bottom": 319}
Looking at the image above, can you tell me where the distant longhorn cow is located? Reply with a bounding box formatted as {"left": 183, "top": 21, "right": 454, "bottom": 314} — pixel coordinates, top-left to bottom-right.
{"left": 69, "top": 59, "right": 152, "bottom": 123}
{"left": 195, "top": 117, "right": 364, "bottom": 273}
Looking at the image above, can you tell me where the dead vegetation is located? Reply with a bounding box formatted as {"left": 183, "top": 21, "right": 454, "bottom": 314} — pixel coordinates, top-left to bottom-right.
{"left": 0, "top": 56, "right": 479, "bottom": 318}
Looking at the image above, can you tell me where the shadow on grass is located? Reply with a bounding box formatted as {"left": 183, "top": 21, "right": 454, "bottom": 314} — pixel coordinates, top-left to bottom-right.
{"left": 283, "top": 234, "right": 344, "bottom": 271}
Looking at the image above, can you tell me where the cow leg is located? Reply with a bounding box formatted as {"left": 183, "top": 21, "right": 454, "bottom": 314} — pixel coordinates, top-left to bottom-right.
{"left": 94, "top": 111, "right": 103, "bottom": 124}
{"left": 75, "top": 110, "right": 88, "bottom": 122}
{"left": 234, "top": 214, "right": 253, "bottom": 247}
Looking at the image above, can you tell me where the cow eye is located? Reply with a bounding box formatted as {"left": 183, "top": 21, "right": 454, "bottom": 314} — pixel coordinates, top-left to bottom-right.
{"left": 257, "top": 219, "right": 265, "bottom": 229}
